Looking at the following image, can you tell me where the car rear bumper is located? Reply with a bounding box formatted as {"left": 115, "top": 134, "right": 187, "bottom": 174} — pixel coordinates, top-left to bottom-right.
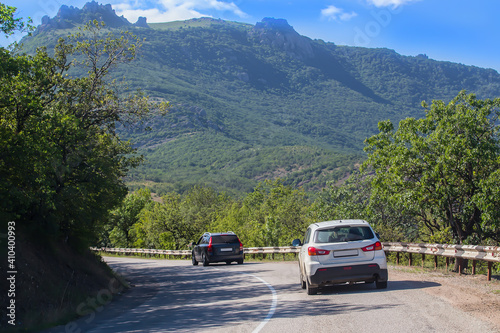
{"left": 207, "top": 253, "right": 244, "bottom": 263}
{"left": 309, "top": 264, "right": 388, "bottom": 286}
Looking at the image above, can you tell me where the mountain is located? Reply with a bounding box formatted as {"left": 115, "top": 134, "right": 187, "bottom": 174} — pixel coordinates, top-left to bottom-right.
{"left": 37, "top": 1, "right": 148, "bottom": 31}
{"left": 21, "top": 2, "right": 500, "bottom": 196}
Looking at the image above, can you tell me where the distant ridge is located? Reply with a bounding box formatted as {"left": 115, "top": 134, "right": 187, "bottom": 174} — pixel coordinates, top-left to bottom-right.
{"left": 37, "top": 0, "right": 149, "bottom": 32}
{"left": 21, "top": 3, "right": 500, "bottom": 195}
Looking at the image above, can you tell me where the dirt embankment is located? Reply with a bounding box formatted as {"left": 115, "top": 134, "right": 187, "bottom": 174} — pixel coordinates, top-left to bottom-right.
{"left": 0, "top": 234, "right": 126, "bottom": 332}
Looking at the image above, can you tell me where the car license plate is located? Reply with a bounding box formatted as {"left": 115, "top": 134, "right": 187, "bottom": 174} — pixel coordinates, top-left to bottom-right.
{"left": 220, "top": 248, "right": 232, "bottom": 252}
{"left": 334, "top": 250, "right": 358, "bottom": 257}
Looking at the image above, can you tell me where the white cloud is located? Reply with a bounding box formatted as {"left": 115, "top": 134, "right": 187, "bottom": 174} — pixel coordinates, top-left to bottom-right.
{"left": 367, "top": 0, "right": 418, "bottom": 8}
{"left": 111, "top": 0, "right": 247, "bottom": 23}
{"left": 321, "top": 5, "right": 357, "bottom": 22}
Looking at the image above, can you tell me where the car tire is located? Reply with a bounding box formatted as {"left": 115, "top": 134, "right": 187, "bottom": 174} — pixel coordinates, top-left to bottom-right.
{"left": 376, "top": 280, "right": 387, "bottom": 289}
{"left": 306, "top": 278, "right": 318, "bottom": 295}
{"left": 202, "top": 253, "right": 209, "bottom": 266}
{"left": 237, "top": 259, "right": 244, "bottom": 265}
{"left": 300, "top": 272, "right": 306, "bottom": 289}
{"left": 192, "top": 252, "right": 198, "bottom": 266}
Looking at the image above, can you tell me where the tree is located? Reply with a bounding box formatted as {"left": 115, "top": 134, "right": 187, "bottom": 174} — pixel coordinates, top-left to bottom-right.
{"left": 363, "top": 91, "right": 500, "bottom": 245}
{"left": 0, "top": 17, "right": 168, "bottom": 244}
{"left": 312, "top": 171, "right": 418, "bottom": 242}
{"left": 105, "top": 188, "right": 152, "bottom": 247}
{"left": 130, "top": 193, "right": 185, "bottom": 249}
{"left": 0, "top": 3, "right": 31, "bottom": 37}
{"left": 212, "top": 180, "right": 310, "bottom": 247}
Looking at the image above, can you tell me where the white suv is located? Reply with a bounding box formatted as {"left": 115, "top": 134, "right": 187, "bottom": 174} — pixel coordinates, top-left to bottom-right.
{"left": 293, "top": 220, "right": 388, "bottom": 295}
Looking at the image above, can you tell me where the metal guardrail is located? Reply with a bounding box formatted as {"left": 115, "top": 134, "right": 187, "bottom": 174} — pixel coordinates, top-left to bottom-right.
{"left": 383, "top": 242, "right": 499, "bottom": 281}
{"left": 383, "top": 243, "right": 500, "bottom": 263}
{"left": 92, "top": 242, "right": 499, "bottom": 281}
{"left": 90, "top": 246, "right": 300, "bottom": 256}
{"left": 91, "top": 247, "right": 191, "bottom": 256}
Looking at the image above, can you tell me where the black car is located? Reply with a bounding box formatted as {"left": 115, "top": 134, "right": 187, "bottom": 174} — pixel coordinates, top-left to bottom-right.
{"left": 192, "top": 232, "right": 244, "bottom": 266}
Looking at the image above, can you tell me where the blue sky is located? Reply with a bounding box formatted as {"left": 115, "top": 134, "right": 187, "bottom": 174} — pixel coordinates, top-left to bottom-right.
{"left": 3, "top": 0, "right": 499, "bottom": 72}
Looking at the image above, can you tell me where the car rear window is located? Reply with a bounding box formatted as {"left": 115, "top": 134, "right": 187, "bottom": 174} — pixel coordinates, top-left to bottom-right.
{"left": 211, "top": 235, "right": 239, "bottom": 244}
{"left": 315, "top": 226, "right": 374, "bottom": 243}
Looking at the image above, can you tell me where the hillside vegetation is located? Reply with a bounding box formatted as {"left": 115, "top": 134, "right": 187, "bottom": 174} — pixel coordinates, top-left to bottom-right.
{"left": 20, "top": 6, "right": 500, "bottom": 195}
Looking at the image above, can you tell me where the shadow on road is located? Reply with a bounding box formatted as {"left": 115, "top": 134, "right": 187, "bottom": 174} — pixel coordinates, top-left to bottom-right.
{"left": 45, "top": 259, "right": 280, "bottom": 332}
{"left": 317, "top": 279, "right": 441, "bottom": 295}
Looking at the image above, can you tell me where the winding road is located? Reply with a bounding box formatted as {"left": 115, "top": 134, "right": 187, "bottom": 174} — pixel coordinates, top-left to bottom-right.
{"left": 47, "top": 257, "right": 498, "bottom": 333}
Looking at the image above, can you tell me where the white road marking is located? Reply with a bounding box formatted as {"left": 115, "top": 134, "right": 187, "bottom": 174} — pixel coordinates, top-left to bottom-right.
{"left": 249, "top": 274, "right": 278, "bottom": 333}
{"left": 214, "top": 268, "right": 278, "bottom": 333}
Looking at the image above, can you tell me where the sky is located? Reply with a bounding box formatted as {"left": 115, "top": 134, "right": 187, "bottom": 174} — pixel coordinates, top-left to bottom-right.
{"left": 2, "top": 0, "right": 499, "bottom": 72}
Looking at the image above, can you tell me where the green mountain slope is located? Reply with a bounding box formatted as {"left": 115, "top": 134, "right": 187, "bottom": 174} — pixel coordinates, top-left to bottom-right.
{"left": 21, "top": 3, "right": 500, "bottom": 195}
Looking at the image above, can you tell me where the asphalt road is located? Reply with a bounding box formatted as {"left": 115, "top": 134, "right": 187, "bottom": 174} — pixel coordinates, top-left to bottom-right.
{"left": 47, "top": 257, "right": 498, "bottom": 333}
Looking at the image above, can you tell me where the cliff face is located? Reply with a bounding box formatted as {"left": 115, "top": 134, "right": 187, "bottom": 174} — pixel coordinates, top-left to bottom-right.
{"left": 250, "top": 18, "right": 315, "bottom": 60}
{"left": 37, "top": 1, "right": 149, "bottom": 32}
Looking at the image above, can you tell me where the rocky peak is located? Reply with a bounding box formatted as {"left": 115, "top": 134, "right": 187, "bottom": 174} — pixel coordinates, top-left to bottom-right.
{"left": 255, "top": 18, "right": 295, "bottom": 32}
{"left": 251, "top": 18, "right": 314, "bottom": 61}
{"left": 134, "top": 17, "right": 150, "bottom": 29}
{"left": 36, "top": 1, "right": 148, "bottom": 32}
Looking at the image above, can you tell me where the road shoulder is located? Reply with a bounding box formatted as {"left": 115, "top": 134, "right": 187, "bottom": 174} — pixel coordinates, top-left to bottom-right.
{"left": 388, "top": 265, "right": 500, "bottom": 331}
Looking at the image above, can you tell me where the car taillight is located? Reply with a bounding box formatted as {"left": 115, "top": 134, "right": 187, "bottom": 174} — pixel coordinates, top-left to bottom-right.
{"left": 362, "top": 241, "right": 382, "bottom": 252}
{"left": 308, "top": 247, "right": 330, "bottom": 256}
{"left": 239, "top": 240, "right": 243, "bottom": 252}
{"left": 208, "top": 237, "right": 213, "bottom": 253}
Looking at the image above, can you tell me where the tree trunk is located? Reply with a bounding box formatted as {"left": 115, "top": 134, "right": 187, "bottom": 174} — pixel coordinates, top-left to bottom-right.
{"left": 452, "top": 258, "right": 468, "bottom": 273}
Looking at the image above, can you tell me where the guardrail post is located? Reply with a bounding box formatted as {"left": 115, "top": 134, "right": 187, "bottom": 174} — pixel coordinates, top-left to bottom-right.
{"left": 488, "top": 262, "right": 492, "bottom": 281}
{"left": 434, "top": 255, "right": 438, "bottom": 269}
{"left": 472, "top": 260, "right": 476, "bottom": 275}
{"left": 458, "top": 258, "right": 463, "bottom": 275}
{"left": 396, "top": 252, "right": 400, "bottom": 265}
{"left": 422, "top": 254, "right": 425, "bottom": 268}
{"left": 446, "top": 257, "right": 449, "bottom": 270}
{"left": 408, "top": 253, "right": 412, "bottom": 266}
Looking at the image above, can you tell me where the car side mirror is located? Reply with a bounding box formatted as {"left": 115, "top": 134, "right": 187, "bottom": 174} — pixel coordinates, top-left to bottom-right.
{"left": 292, "top": 239, "right": 302, "bottom": 247}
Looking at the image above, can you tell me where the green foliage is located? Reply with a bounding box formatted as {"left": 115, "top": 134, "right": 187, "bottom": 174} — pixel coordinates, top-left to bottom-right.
{"left": 0, "top": 3, "right": 31, "bottom": 37}
{"left": 361, "top": 91, "right": 500, "bottom": 244}
{"left": 312, "top": 172, "right": 416, "bottom": 242}
{"left": 106, "top": 188, "right": 152, "bottom": 247}
{"left": 218, "top": 179, "right": 311, "bottom": 247}
{"left": 103, "top": 92, "right": 500, "bottom": 248}
{"left": 0, "top": 17, "right": 166, "bottom": 245}
{"left": 103, "top": 180, "right": 312, "bottom": 249}
{"left": 314, "top": 91, "right": 500, "bottom": 245}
